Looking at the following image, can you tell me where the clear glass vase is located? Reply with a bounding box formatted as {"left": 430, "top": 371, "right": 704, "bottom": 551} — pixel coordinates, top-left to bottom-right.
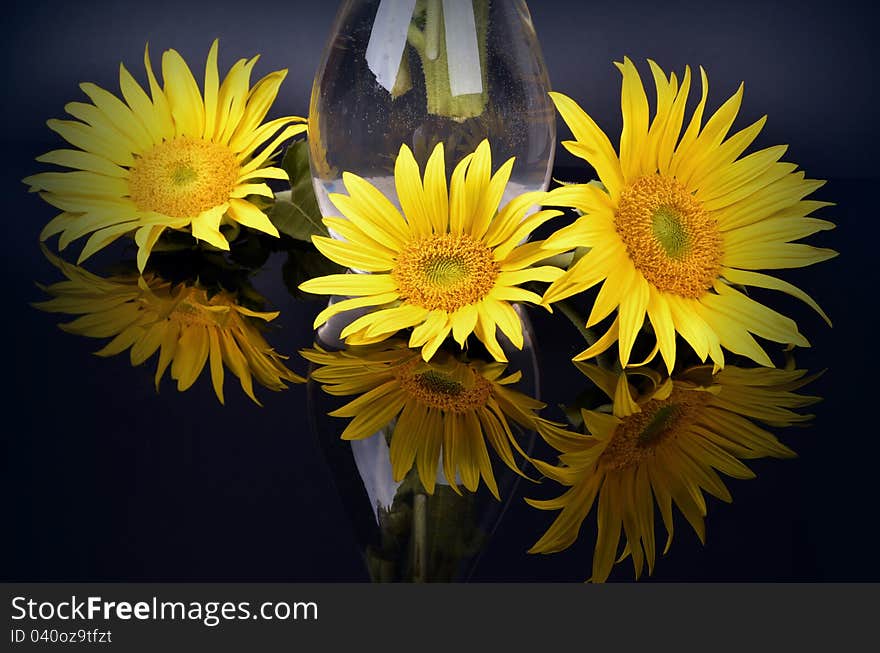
{"left": 308, "top": 0, "right": 556, "bottom": 217}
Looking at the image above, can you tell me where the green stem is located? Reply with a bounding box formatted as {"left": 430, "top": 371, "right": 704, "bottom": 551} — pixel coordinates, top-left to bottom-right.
{"left": 425, "top": 0, "right": 442, "bottom": 60}
{"left": 405, "top": 0, "right": 489, "bottom": 120}
{"left": 553, "top": 299, "right": 621, "bottom": 372}
{"left": 554, "top": 298, "right": 598, "bottom": 348}
{"left": 540, "top": 252, "right": 575, "bottom": 270}
{"left": 411, "top": 493, "right": 428, "bottom": 583}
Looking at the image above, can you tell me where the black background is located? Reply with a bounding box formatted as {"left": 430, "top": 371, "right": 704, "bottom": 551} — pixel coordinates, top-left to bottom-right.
{"left": 2, "top": 0, "right": 877, "bottom": 581}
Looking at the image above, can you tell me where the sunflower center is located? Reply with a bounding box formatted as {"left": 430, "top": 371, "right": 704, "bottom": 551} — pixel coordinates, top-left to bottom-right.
{"left": 615, "top": 175, "right": 722, "bottom": 298}
{"left": 418, "top": 370, "right": 465, "bottom": 395}
{"left": 424, "top": 257, "right": 469, "bottom": 286}
{"left": 393, "top": 233, "right": 499, "bottom": 312}
{"left": 164, "top": 287, "right": 231, "bottom": 327}
{"left": 652, "top": 206, "right": 689, "bottom": 259}
{"left": 396, "top": 361, "right": 492, "bottom": 413}
{"left": 598, "top": 388, "right": 708, "bottom": 471}
{"left": 129, "top": 136, "right": 240, "bottom": 218}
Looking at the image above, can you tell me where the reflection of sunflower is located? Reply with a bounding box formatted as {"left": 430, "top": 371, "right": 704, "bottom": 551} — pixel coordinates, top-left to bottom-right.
{"left": 528, "top": 363, "right": 818, "bottom": 582}
{"left": 299, "top": 140, "right": 567, "bottom": 362}
{"left": 306, "top": 105, "right": 336, "bottom": 181}
{"left": 302, "top": 340, "right": 573, "bottom": 499}
{"left": 542, "top": 59, "right": 836, "bottom": 371}
{"left": 35, "top": 249, "right": 303, "bottom": 404}
{"left": 25, "top": 40, "right": 306, "bottom": 271}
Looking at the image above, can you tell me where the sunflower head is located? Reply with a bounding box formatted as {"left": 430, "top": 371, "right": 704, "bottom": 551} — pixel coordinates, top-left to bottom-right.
{"left": 303, "top": 340, "right": 574, "bottom": 499}
{"left": 528, "top": 361, "right": 820, "bottom": 582}
{"left": 541, "top": 58, "right": 837, "bottom": 373}
{"left": 299, "top": 139, "right": 569, "bottom": 363}
{"left": 35, "top": 247, "right": 303, "bottom": 405}
{"left": 25, "top": 40, "right": 307, "bottom": 271}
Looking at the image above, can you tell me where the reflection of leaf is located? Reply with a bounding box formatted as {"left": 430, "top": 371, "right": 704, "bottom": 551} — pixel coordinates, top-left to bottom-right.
{"left": 228, "top": 233, "right": 272, "bottom": 270}
{"left": 560, "top": 377, "right": 616, "bottom": 430}
{"left": 282, "top": 242, "right": 345, "bottom": 300}
{"left": 268, "top": 139, "right": 329, "bottom": 241}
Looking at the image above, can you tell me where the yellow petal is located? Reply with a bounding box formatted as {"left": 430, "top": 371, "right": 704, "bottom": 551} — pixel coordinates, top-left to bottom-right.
{"left": 550, "top": 91, "right": 623, "bottom": 198}
{"left": 312, "top": 235, "right": 394, "bottom": 272}
{"left": 171, "top": 325, "right": 209, "bottom": 391}
{"left": 228, "top": 69, "right": 289, "bottom": 150}
{"left": 161, "top": 48, "right": 206, "bottom": 138}
{"left": 79, "top": 81, "right": 152, "bottom": 151}
{"left": 394, "top": 144, "right": 432, "bottom": 238}
{"left": 338, "top": 172, "right": 410, "bottom": 243}
{"left": 143, "top": 44, "right": 175, "bottom": 140}
{"left": 119, "top": 62, "right": 164, "bottom": 143}
{"left": 720, "top": 267, "right": 830, "bottom": 326}
{"left": 615, "top": 57, "right": 650, "bottom": 182}
{"left": 312, "top": 292, "right": 399, "bottom": 328}
{"left": 422, "top": 142, "right": 449, "bottom": 233}
{"left": 299, "top": 273, "right": 398, "bottom": 297}
{"left": 617, "top": 275, "right": 650, "bottom": 367}
{"left": 646, "top": 289, "right": 677, "bottom": 373}
{"left": 448, "top": 152, "right": 475, "bottom": 235}
{"left": 134, "top": 224, "right": 167, "bottom": 272}
{"left": 227, "top": 198, "right": 279, "bottom": 237}
{"left": 191, "top": 204, "right": 231, "bottom": 250}
{"left": 36, "top": 149, "right": 128, "bottom": 178}
{"left": 207, "top": 326, "right": 225, "bottom": 404}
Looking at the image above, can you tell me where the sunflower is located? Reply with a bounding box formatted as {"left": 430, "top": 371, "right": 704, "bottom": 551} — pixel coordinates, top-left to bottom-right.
{"left": 542, "top": 58, "right": 836, "bottom": 371}
{"left": 24, "top": 40, "right": 307, "bottom": 271}
{"left": 528, "top": 362, "right": 819, "bottom": 582}
{"left": 298, "top": 140, "right": 567, "bottom": 362}
{"left": 35, "top": 248, "right": 303, "bottom": 404}
{"left": 302, "top": 340, "right": 575, "bottom": 499}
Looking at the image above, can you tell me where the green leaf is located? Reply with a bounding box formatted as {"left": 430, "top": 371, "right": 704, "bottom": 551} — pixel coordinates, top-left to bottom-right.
{"left": 268, "top": 140, "right": 328, "bottom": 242}
{"left": 268, "top": 195, "right": 328, "bottom": 242}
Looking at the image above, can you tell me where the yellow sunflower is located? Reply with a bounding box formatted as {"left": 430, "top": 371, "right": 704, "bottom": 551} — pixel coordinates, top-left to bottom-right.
{"left": 302, "top": 340, "right": 575, "bottom": 499}
{"left": 542, "top": 58, "right": 837, "bottom": 371}
{"left": 25, "top": 40, "right": 307, "bottom": 271}
{"left": 35, "top": 248, "right": 303, "bottom": 405}
{"left": 528, "top": 362, "right": 819, "bottom": 582}
{"left": 298, "top": 140, "right": 568, "bottom": 362}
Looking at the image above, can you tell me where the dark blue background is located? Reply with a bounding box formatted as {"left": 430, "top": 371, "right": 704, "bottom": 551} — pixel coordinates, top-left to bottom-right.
{"left": 2, "top": 0, "right": 876, "bottom": 581}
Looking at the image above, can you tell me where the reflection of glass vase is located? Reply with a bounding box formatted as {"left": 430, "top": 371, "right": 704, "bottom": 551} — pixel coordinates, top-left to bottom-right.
{"left": 306, "top": 305, "right": 539, "bottom": 582}
{"left": 309, "top": 0, "right": 555, "bottom": 219}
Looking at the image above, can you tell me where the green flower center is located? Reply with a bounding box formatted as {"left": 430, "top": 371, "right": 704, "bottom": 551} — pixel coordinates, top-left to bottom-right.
{"left": 416, "top": 370, "right": 464, "bottom": 395}
{"left": 423, "top": 257, "right": 469, "bottom": 287}
{"left": 598, "top": 387, "right": 710, "bottom": 471}
{"left": 637, "top": 403, "right": 682, "bottom": 446}
{"left": 170, "top": 164, "right": 199, "bottom": 186}
{"left": 652, "top": 206, "right": 689, "bottom": 259}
